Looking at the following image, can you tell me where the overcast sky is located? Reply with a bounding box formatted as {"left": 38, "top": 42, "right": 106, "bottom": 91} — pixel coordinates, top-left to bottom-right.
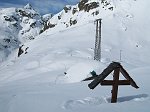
{"left": 0, "top": 0, "right": 79, "bottom": 14}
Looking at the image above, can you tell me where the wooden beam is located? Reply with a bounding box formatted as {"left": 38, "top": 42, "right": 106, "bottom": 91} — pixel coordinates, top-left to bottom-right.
{"left": 120, "top": 67, "right": 139, "bottom": 89}
{"left": 88, "top": 62, "right": 120, "bottom": 89}
{"left": 82, "top": 75, "right": 98, "bottom": 81}
{"left": 111, "top": 68, "right": 120, "bottom": 103}
{"left": 101, "top": 80, "right": 130, "bottom": 86}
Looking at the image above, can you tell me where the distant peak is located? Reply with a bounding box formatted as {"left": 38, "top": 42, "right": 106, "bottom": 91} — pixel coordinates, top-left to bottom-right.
{"left": 24, "top": 3, "right": 33, "bottom": 9}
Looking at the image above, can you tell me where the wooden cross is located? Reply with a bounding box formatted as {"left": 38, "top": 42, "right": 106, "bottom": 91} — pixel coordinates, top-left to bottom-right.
{"left": 83, "top": 62, "right": 139, "bottom": 103}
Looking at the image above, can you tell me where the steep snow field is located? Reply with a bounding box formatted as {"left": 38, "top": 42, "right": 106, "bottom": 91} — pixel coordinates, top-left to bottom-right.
{"left": 0, "top": 0, "right": 150, "bottom": 112}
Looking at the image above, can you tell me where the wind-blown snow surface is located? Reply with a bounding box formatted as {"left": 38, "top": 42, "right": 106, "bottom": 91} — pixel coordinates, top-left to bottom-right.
{"left": 0, "top": 0, "right": 150, "bottom": 112}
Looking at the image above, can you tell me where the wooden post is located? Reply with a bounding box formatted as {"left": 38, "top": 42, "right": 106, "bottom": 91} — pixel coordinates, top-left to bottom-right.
{"left": 111, "top": 68, "right": 120, "bottom": 103}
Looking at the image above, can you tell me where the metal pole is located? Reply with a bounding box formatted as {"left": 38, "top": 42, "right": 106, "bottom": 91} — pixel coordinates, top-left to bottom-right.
{"left": 94, "top": 19, "right": 102, "bottom": 61}
{"left": 120, "top": 50, "right": 122, "bottom": 62}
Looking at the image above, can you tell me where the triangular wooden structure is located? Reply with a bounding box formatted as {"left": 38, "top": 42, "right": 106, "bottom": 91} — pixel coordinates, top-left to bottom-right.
{"left": 83, "top": 62, "right": 139, "bottom": 103}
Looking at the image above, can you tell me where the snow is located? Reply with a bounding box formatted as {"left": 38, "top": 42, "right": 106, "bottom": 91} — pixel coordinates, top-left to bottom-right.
{"left": 0, "top": 0, "right": 150, "bottom": 112}
{"left": 66, "top": 61, "right": 105, "bottom": 83}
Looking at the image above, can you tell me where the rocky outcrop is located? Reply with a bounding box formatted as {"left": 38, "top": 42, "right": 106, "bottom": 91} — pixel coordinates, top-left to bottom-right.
{"left": 42, "top": 0, "right": 114, "bottom": 33}
{"left": 78, "top": 0, "right": 99, "bottom": 12}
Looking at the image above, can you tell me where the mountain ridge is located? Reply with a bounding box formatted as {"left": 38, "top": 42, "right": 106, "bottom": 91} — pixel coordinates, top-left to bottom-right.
{"left": 0, "top": 3, "right": 48, "bottom": 62}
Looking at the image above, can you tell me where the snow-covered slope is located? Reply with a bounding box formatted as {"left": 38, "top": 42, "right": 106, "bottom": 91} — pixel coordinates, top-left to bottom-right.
{"left": 0, "top": 0, "right": 150, "bottom": 112}
{"left": 0, "top": 4, "right": 44, "bottom": 62}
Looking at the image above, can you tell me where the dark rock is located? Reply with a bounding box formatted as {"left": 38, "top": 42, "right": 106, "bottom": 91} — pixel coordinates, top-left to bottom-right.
{"left": 4, "top": 16, "right": 12, "bottom": 22}
{"left": 70, "top": 19, "right": 77, "bottom": 26}
{"left": 58, "top": 15, "right": 61, "bottom": 20}
{"left": 40, "top": 23, "right": 56, "bottom": 34}
{"left": 78, "top": 0, "right": 99, "bottom": 12}
{"left": 3, "top": 39, "right": 11, "bottom": 43}
{"left": 11, "top": 16, "right": 18, "bottom": 21}
{"left": 18, "top": 45, "right": 24, "bottom": 57}
{"left": 78, "top": 0, "right": 88, "bottom": 11}
{"left": 63, "top": 6, "right": 71, "bottom": 13}
{"left": 72, "top": 8, "right": 78, "bottom": 15}
{"left": 85, "top": 2, "right": 99, "bottom": 12}
{"left": 92, "top": 10, "right": 99, "bottom": 16}
{"left": 108, "top": 7, "right": 113, "bottom": 11}
{"left": 30, "top": 22, "right": 36, "bottom": 28}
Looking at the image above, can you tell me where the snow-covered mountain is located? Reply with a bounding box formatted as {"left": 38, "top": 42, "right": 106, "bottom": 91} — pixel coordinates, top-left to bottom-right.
{"left": 40, "top": 0, "right": 114, "bottom": 33}
{"left": 0, "top": 0, "right": 150, "bottom": 112}
{"left": 0, "top": 3, "right": 46, "bottom": 62}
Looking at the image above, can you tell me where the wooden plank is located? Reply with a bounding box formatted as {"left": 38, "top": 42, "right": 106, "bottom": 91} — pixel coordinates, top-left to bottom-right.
{"left": 111, "top": 68, "right": 120, "bottom": 103}
{"left": 101, "top": 80, "right": 130, "bottom": 86}
{"left": 120, "top": 66, "right": 139, "bottom": 89}
{"left": 101, "top": 80, "right": 114, "bottom": 85}
{"left": 82, "top": 75, "right": 98, "bottom": 81}
{"left": 88, "top": 62, "right": 120, "bottom": 89}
